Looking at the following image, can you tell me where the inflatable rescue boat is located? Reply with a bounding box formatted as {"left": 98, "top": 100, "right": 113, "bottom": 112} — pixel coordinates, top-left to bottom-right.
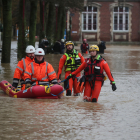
{"left": 0, "top": 80, "right": 64, "bottom": 99}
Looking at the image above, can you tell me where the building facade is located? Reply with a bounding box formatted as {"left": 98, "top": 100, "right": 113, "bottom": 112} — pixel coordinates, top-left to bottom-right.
{"left": 68, "top": 0, "right": 140, "bottom": 43}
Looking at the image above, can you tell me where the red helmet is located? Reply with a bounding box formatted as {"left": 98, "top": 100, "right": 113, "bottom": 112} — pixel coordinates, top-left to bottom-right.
{"left": 83, "top": 39, "right": 87, "bottom": 42}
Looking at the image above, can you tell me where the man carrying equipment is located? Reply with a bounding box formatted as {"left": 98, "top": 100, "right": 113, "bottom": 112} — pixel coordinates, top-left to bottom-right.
{"left": 57, "top": 41, "right": 85, "bottom": 96}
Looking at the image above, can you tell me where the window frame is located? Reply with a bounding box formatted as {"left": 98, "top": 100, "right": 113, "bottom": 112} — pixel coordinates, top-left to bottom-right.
{"left": 113, "top": 6, "right": 129, "bottom": 32}
{"left": 82, "top": 6, "right": 98, "bottom": 32}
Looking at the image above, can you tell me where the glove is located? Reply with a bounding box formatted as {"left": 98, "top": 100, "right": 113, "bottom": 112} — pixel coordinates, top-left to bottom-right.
{"left": 112, "top": 84, "right": 117, "bottom": 91}
{"left": 12, "top": 83, "right": 18, "bottom": 88}
{"left": 111, "top": 81, "right": 117, "bottom": 91}
{"left": 25, "top": 83, "right": 31, "bottom": 89}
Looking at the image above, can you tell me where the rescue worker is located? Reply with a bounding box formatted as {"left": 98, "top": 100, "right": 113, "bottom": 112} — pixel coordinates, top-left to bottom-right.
{"left": 53, "top": 40, "right": 61, "bottom": 54}
{"left": 24, "top": 48, "right": 57, "bottom": 89}
{"left": 39, "top": 38, "right": 49, "bottom": 54}
{"left": 57, "top": 41, "right": 85, "bottom": 96}
{"left": 12, "top": 45, "right": 35, "bottom": 90}
{"left": 68, "top": 45, "right": 117, "bottom": 102}
{"left": 98, "top": 41, "right": 106, "bottom": 54}
{"left": 80, "top": 39, "right": 89, "bottom": 54}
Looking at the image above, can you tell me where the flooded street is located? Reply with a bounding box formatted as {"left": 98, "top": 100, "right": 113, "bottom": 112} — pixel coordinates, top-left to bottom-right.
{"left": 0, "top": 41, "right": 140, "bottom": 140}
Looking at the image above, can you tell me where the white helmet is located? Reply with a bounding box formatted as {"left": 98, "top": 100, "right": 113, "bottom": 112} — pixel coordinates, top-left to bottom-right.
{"left": 35, "top": 48, "right": 45, "bottom": 55}
{"left": 25, "top": 45, "right": 35, "bottom": 53}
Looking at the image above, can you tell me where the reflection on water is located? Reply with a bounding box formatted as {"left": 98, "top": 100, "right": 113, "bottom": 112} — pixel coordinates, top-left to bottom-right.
{"left": 0, "top": 43, "right": 140, "bottom": 139}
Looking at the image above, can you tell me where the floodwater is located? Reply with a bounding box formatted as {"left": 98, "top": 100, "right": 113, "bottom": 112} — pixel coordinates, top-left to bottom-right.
{"left": 0, "top": 41, "right": 140, "bottom": 140}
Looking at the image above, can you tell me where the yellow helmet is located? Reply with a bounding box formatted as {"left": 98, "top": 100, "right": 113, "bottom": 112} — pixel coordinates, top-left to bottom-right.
{"left": 65, "top": 41, "right": 74, "bottom": 47}
{"left": 89, "top": 45, "right": 99, "bottom": 52}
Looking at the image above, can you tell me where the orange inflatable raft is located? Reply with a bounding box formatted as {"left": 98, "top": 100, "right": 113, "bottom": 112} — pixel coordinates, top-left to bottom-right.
{"left": 0, "top": 80, "right": 64, "bottom": 99}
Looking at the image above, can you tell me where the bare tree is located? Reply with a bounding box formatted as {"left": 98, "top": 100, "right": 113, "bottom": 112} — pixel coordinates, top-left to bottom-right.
{"left": 1, "top": 0, "right": 12, "bottom": 63}
{"left": 17, "top": 0, "right": 26, "bottom": 60}
{"left": 45, "top": 0, "right": 84, "bottom": 45}
{"left": 29, "top": 0, "right": 38, "bottom": 46}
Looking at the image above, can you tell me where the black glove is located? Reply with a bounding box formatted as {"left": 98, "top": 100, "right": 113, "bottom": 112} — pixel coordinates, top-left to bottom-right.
{"left": 12, "top": 83, "right": 18, "bottom": 88}
{"left": 112, "top": 84, "right": 117, "bottom": 91}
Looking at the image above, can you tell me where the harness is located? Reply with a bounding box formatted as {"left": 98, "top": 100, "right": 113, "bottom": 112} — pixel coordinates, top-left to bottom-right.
{"left": 82, "top": 43, "right": 88, "bottom": 51}
{"left": 84, "top": 55, "right": 105, "bottom": 89}
{"left": 64, "top": 49, "right": 81, "bottom": 72}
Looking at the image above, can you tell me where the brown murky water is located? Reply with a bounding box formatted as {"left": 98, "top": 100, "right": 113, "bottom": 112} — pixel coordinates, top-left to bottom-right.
{"left": 0, "top": 41, "right": 140, "bottom": 140}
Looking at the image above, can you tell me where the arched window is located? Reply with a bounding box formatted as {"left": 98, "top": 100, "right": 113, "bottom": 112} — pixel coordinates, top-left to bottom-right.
{"left": 82, "top": 6, "right": 98, "bottom": 31}
{"left": 113, "top": 7, "right": 129, "bottom": 31}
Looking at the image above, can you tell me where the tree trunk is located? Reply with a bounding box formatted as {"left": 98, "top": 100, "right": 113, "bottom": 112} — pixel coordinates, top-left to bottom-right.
{"left": 29, "top": 0, "right": 37, "bottom": 47}
{"left": 1, "top": 0, "right": 12, "bottom": 63}
{"left": 56, "top": 5, "right": 66, "bottom": 41}
{"left": 0, "top": 0, "right": 2, "bottom": 24}
{"left": 39, "top": 0, "right": 45, "bottom": 44}
{"left": 55, "top": 5, "right": 61, "bottom": 41}
{"left": 17, "top": 0, "right": 26, "bottom": 60}
{"left": 46, "top": 2, "right": 55, "bottom": 44}
{"left": 60, "top": 7, "right": 66, "bottom": 40}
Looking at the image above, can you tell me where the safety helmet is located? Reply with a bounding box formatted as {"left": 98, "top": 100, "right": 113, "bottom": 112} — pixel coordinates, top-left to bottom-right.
{"left": 65, "top": 41, "right": 74, "bottom": 48}
{"left": 83, "top": 39, "right": 87, "bottom": 42}
{"left": 25, "top": 45, "right": 35, "bottom": 53}
{"left": 61, "top": 39, "right": 65, "bottom": 42}
{"left": 34, "top": 48, "right": 45, "bottom": 55}
{"left": 89, "top": 45, "right": 99, "bottom": 52}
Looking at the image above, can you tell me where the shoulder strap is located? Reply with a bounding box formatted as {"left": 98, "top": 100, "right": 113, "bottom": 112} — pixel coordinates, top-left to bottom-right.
{"left": 100, "top": 55, "right": 106, "bottom": 61}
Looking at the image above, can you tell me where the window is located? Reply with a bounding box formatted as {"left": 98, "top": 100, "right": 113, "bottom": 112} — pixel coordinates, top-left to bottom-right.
{"left": 113, "top": 7, "right": 129, "bottom": 31}
{"left": 82, "top": 6, "right": 97, "bottom": 31}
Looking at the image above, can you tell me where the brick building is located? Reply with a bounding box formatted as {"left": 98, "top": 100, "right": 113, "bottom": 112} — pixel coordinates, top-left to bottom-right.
{"left": 67, "top": 0, "right": 140, "bottom": 43}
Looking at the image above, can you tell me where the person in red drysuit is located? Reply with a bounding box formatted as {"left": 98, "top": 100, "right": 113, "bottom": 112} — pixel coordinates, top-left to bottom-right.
{"left": 67, "top": 45, "right": 117, "bottom": 102}
{"left": 80, "top": 39, "right": 89, "bottom": 55}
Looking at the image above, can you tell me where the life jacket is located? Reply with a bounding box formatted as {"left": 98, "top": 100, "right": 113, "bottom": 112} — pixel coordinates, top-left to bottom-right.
{"left": 25, "top": 61, "right": 57, "bottom": 85}
{"left": 82, "top": 43, "right": 88, "bottom": 51}
{"left": 64, "top": 49, "right": 81, "bottom": 72}
{"left": 84, "top": 55, "right": 105, "bottom": 81}
{"left": 13, "top": 56, "right": 34, "bottom": 85}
